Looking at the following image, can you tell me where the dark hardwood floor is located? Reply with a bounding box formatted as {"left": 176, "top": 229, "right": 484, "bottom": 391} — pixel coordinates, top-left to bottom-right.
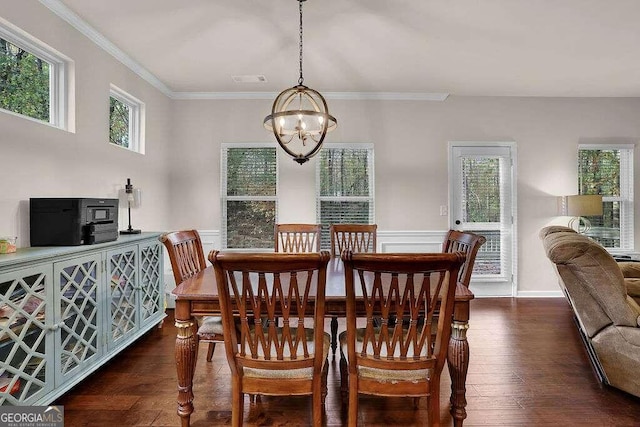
{"left": 55, "top": 298, "right": 640, "bottom": 426}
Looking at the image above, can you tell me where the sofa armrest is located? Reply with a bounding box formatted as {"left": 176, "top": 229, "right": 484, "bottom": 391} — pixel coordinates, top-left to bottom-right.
{"left": 619, "top": 261, "right": 640, "bottom": 278}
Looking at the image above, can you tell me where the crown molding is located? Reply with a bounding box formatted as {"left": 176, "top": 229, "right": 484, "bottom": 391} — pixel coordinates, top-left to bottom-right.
{"left": 172, "top": 91, "right": 449, "bottom": 101}
{"left": 39, "top": 0, "right": 449, "bottom": 102}
{"left": 39, "top": 0, "right": 174, "bottom": 97}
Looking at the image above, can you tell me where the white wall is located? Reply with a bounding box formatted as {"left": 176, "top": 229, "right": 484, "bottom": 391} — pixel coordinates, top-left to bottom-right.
{"left": 0, "top": 0, "right": 173, "bottom": 243}
{"left": 169, "top": 96, "right": 640, "bottom": 295}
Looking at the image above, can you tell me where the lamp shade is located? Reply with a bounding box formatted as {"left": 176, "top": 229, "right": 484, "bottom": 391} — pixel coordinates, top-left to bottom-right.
{"left": 119, "top": 187, "right": 142, "bottom": 208}
{"left": 558, "top": 195, "right": 603, "bottom": 216}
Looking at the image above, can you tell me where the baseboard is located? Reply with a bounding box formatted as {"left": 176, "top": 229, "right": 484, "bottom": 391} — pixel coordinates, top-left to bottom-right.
{"left": 516, "top": 290, "right": 564, "bottom": 298}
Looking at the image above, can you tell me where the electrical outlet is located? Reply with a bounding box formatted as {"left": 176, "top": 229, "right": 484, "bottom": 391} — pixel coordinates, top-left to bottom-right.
{"left": 440, "top": 205, "right": 448, "bottom": 216}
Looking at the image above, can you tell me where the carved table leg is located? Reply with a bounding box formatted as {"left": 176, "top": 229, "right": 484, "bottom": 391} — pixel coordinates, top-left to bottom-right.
{"left": 175, "top": 311, "right": 197, "bottom": 427}
{"left": 448, "top": 319, "right": 470, "bottom": 427}
{"left": 330, "top": 316, "right": 338, "bottom": 356}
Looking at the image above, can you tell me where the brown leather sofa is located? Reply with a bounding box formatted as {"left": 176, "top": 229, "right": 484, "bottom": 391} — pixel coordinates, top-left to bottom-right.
{"left": 540, "top": 225, "right": 640, "bottom": 398}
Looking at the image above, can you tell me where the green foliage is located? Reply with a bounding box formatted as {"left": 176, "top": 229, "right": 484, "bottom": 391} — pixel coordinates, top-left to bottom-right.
{"left": 225, "top": 148, "right": 277, "bottom": 249}
{"left": 318, "top": 149, "right": 370, "bottom": 197}
{"left": 318, "top": 148, "right": 372, "bottom": 248}
{"left": 0, "top": 38, "right": 49, "bottom": 121}
{"left": 579, "top": 149, "right": 621, "bottom": 247}
{"left": 578, "top": 150, "right": 620, "bottom": 196}
{"left": 462, "top": 158, "right": 501, "bottom": 223}
{"left": 109, "top": 97, "right": 130, "bottom": 147}
{"left": 227, "top": 148, "right": 276, "bottom": 196}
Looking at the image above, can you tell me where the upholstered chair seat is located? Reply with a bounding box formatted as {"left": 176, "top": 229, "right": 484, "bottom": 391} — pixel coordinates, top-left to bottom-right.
{"left": 339, "top": 328, "right": 430, "bottom": 383}
{"left": 244, "top": 328, "right": 330, "bottom": 379}
{"left": 196, "top": 316, "right": 225, "bottom": 337}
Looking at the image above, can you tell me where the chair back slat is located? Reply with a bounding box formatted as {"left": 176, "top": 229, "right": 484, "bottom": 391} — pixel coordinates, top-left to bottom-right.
{"left": 442, "top": 230, "right": 486, "bottom": 287}
{"left": 330, "top": 224, "right": 377, "bottom": 257}
{"left": 275, "top": 224, "right": 321, "bottom": 253}
{"left": 159, "top": 230, "right": 207, "bottom": 285}
{"left": 342, "top": 251, "right": 465, "bottom": 372}
{"left": 211, "top": 251, "right": 330, "bottom": 371}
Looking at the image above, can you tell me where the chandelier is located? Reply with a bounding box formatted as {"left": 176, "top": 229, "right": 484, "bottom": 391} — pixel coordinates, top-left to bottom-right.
{"left": 263, "top": 0, "right": 337, "bottom": 165}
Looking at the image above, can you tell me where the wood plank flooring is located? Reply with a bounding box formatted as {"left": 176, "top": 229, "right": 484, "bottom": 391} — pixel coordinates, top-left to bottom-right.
{"left": 55, "top": 298, "right": 640, "bottom": 426}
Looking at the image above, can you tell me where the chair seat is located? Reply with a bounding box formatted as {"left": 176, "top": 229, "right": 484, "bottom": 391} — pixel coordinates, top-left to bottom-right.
{"left": 244, "top": 328, "right": 330, "bottom": 379}
{"left": 197, "top": 316, "right": 224, "bottom": 337}
{"left": 339, "top": 329, "right": 431, "bottom": 383}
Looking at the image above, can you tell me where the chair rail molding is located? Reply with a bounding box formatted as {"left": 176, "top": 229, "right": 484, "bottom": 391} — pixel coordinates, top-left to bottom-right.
{"left": 377, "top": 230, "right": 446, "bottom": 253}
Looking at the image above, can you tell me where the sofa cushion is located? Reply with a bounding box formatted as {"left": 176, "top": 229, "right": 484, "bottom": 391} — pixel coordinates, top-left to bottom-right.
{"left": 541, "top": 228, "right": 639, "bottom": 328}
{"left": 619, "top": 262, "right": 640, "bottom": 278}
{"left": 624, "top": 278, "right": 640, "bottom": 298}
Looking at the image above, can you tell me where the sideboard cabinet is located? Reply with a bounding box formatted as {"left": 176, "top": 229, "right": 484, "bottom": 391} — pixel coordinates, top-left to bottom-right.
{"left": 0, "top": 233, "right": 164, "bottom": 405}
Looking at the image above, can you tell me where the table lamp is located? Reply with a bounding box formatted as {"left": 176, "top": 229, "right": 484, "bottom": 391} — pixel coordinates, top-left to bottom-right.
{"left": 119, "top": 178, "right": 142, "bottom": 234}
{"left": 558, "top": 194, "right": 603, "bottom": 233}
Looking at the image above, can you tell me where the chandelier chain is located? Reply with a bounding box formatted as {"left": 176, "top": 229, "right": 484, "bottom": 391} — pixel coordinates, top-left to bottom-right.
{"left": 298, "top": 0, "right": 304, "bottom": 85}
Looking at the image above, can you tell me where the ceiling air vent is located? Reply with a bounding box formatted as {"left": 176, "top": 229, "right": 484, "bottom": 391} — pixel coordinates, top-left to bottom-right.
{"left": 231, "top": 75, "right": 267, "bottom": 83}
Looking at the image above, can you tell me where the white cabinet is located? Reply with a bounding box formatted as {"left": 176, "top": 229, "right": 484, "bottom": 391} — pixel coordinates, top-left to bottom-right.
{"left": 0, "top": 233, "right": 164, "bottom": 406}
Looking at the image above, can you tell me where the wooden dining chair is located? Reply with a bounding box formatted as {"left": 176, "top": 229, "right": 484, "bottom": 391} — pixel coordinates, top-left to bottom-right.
{"left": 339, "top": 250, "right": 465, "bottom": 427}
{"left": 330, "top": 224, "right": 377, "bottom": 257}
{"left": 442, "top": 229, "right": 487, "bottom": 288}
{"left": 329, "top": 223, "right": 377, "bottom": 355}
{"left": 275, "top": 223, "right": 321, "bottom": 253}
{"left": 159, "top": 230, "right": 223, "bottom": 362}
{"left": 210, "top": 250, "right": 331, "bottom": 427}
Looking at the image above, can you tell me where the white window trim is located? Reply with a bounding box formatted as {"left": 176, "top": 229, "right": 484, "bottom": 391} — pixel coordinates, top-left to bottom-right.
{"left": 0, "top": 16, "right": 73, "bottom": 131}
{"left": 220, "top": 142, "right": 279, "bottom": 250}
{"left": 578, "top": 143, "right": 634, "bottom": 251}
{"left": 109, "top": 84, "right": 145, "bottom": 154}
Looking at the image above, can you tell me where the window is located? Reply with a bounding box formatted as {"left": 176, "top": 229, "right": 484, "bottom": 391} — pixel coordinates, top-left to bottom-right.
{"left": 221, "top": 144, "right": 278, "bottom": 249}
{"left": 578, "top": 144, "right": 634, "bottom": 250}
{"left": 316, "top": 144, "right": 375, "bottom": 249}
{"left": 109, "top": 84, "right": 145, "bottom": 153}
{"left": 0, "top": 18, "right": 70, "bottom": 129}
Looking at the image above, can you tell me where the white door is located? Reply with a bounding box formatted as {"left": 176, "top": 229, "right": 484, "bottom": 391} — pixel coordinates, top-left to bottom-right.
{"left": 449, "top": 143, "right": 517, "bottom": 296}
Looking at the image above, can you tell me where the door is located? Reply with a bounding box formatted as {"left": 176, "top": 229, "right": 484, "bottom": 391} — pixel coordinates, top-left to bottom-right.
{"left": 449, "top": 142, "right": 516, "bottom": 296}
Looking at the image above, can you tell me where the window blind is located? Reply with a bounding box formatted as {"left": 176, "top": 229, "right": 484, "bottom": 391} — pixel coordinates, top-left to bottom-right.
{"left": 221, "top": 145, "right": 277, "bottom": 249}
{"left": 578, "top": 145, "right": 634, "bottom": 250}
{"left": 316, "top": 145, "right": 375, "bottom": 250}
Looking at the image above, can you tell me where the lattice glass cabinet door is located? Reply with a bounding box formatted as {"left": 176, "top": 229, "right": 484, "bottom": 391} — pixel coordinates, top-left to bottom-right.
{"left": 0, "top": 265, "right": 54, "bottom": 405}
{"left": 139, "top": 242, "right": 163, "bottom": 323}
{"left": 106, "top": 246, "right": 138, "bottom": 350}
{"left": 53, "top": 254, "right": 102, "bottom": 386}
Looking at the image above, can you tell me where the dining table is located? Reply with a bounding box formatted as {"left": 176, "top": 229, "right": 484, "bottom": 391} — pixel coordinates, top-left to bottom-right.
{"left": 172, "top": 257, "right": 474, "bottom": 427}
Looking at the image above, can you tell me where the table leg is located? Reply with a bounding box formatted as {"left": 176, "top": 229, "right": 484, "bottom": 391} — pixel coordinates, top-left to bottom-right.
{"left": 175, "top": 312, "right": 197, "bottom": 427}
{"left": 448, "top": 319, "right": 469, "bottom": 427}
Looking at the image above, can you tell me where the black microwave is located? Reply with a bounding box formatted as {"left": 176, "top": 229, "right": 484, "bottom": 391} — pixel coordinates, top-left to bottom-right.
{"left": 30, "top": 198, "right": 119, "bottom": 246}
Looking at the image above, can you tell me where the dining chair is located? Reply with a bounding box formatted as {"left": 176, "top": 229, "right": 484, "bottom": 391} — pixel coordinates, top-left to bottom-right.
{"left": 328, "top": 223, "right": 377, "bottom": 355}
{"left": 210, "top": 250, "right": 331, "bottom": 427}
{"left": 330, "top": 224, "right": 377, "bottom": 257}
{"left": 159, "top": 230, "right": 223, "bottom": 362}
{"left": 442, "top": 229, "right": 487, "bottom": 288}
{"left": 339, "top": 250, "right": 465, "bottom": 427}
{"left": 275, "top": 223, "right": 321, "bottom": 253}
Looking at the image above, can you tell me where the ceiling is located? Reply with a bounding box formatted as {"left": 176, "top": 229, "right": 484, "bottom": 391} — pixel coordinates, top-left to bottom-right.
{"left": 51, "top": 0, "right": 640, "bottom": 97}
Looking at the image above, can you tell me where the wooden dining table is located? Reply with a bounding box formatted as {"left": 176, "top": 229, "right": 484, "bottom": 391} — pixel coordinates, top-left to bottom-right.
{"left": 172, "top": 257, "right": 474, "bottom": 427}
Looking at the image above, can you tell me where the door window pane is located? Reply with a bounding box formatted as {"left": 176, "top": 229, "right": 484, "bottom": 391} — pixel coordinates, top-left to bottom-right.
{"left": 461, "top": 158, "right": 500, "bottom": 223}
